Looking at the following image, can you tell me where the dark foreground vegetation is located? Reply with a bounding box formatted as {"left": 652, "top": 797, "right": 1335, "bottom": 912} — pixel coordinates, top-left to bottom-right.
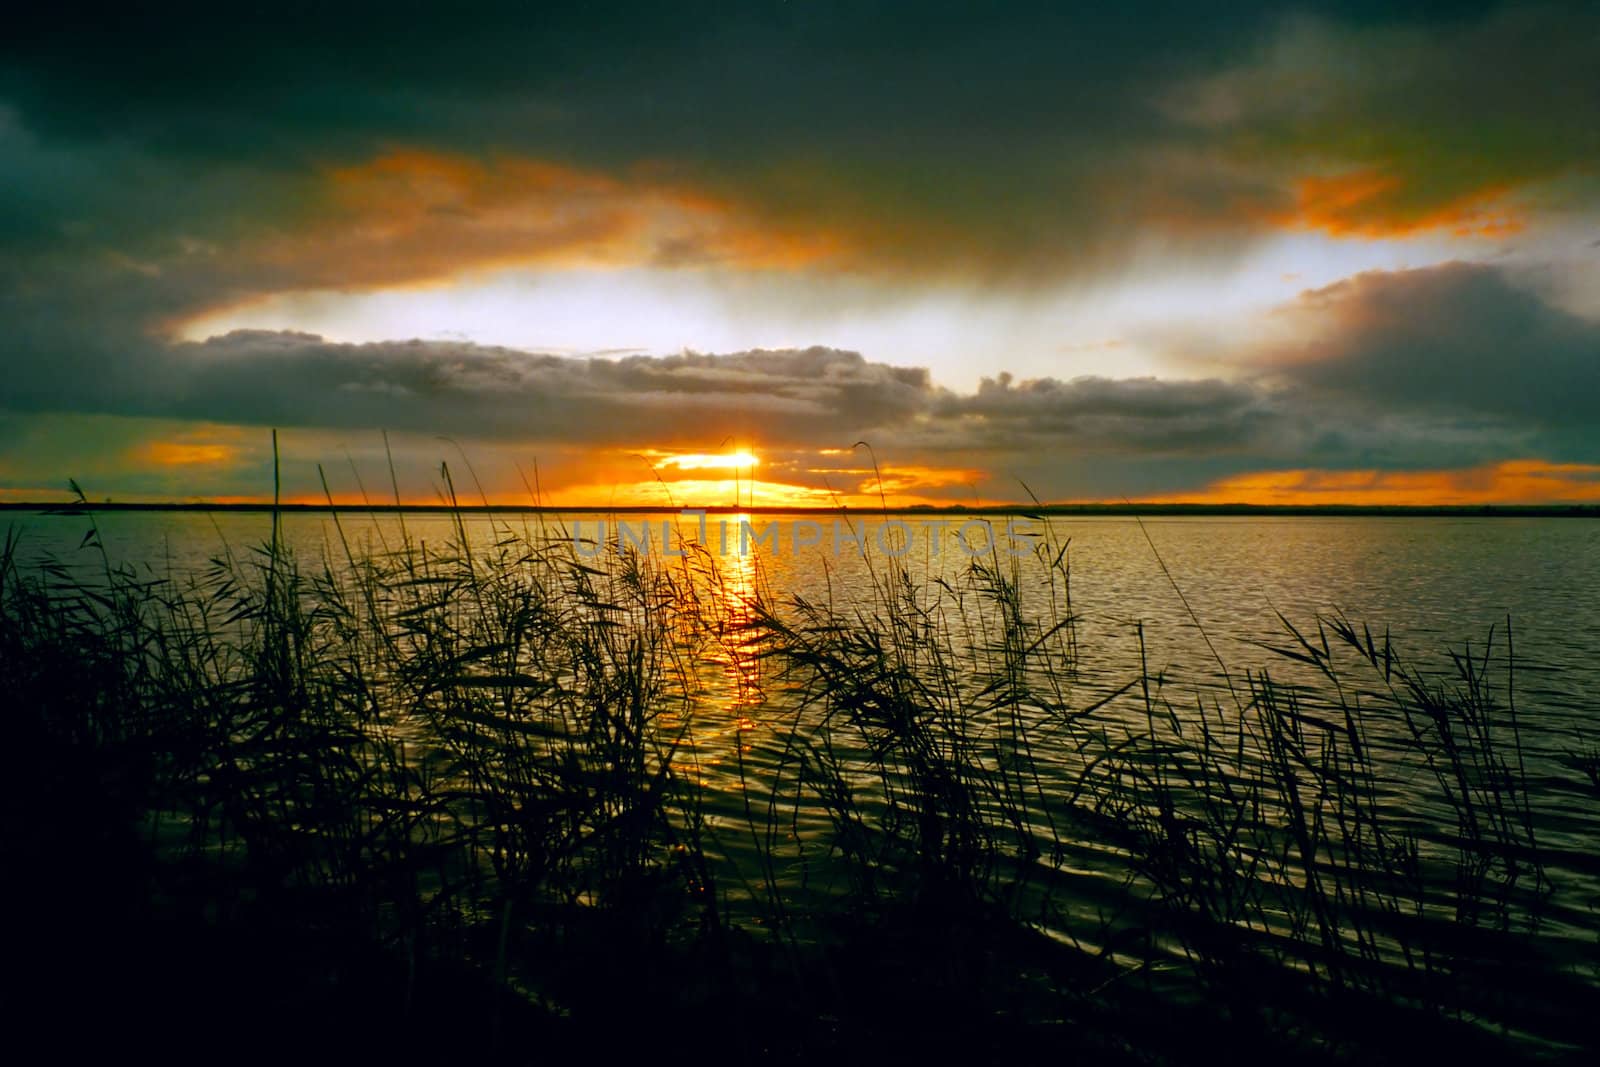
{"left": 3, "top": 502, "right": 1596, "bottom": 1064}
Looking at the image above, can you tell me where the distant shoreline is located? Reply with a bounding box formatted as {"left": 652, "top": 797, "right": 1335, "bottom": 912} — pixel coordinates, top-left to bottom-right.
{"left": 4, "top": 501, "right": 1598, "bottom": 518}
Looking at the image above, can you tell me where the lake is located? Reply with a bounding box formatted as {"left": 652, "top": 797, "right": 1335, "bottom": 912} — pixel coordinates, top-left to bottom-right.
{"left": 7, "top": 507, "right": 1599, "bottom": 1053}
{"left": 12, "top": 508, "right": 1598, "bottom": 716}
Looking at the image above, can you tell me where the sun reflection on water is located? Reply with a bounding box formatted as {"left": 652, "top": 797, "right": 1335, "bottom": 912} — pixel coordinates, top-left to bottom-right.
{"left": 666, "top": 514, "right": 773, "bottom": 790}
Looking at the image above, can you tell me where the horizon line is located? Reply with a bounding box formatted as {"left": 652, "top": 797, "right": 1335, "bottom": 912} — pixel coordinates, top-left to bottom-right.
{"left": 5, "top": 501, "right": 1599, "bottom": 519}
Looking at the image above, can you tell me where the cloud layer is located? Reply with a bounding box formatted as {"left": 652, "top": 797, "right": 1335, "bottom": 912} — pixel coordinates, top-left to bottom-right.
{"left": 2, "top": 3, "right": 1597, "bottom": 501}
{"left": 5, "top": 260, "right": 1593, "bottom": 501}
{"left": 5, "top": 3, "right": 1596, "bottom": 291}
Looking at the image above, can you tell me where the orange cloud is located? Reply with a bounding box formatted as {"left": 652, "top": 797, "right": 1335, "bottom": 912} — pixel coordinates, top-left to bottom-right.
{"left": 232, "top": 149, "right": 849, "bottom": 294}
{"left": 1175, "top": 460, "right": 1600, "bottom": 506}
{"left": 258, "top": 444, "right": 983, "bottom": 511}
{"left": 1272, "top": 169, "right": 1524, "bottom": 239}
{"left": 864, "top": 464, "right": 988, "bottom": 496}
{"left": 132, "top": 440, "right": 241, "bottom": 468}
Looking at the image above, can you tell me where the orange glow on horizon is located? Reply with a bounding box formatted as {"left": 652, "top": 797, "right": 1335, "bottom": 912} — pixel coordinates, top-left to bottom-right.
{"left": 38, "top": 440, "right": 1600, "bottom": 509}
{"left": 1168, "top": 459, "right": 1600, "bottom": 507}
{"left": 555, "top": 477, "right": 849, "bottom": 509}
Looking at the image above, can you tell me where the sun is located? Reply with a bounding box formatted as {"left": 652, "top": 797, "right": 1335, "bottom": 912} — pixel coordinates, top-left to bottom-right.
{"left": 655, "top": 451, "right": 760, "bottom": 472}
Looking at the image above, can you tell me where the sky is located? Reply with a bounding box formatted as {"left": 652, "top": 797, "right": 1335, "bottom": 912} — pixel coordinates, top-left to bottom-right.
{"left": 2, "top": 1, "right": 1597, "bottom": 507}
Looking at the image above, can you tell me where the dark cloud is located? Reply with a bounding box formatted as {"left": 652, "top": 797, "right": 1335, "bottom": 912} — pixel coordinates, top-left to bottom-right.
{"left": 0, "top": 309, "right": 1280, "bottom": 461}
{"left": 929, "top": 373, "right": 1278, "bottom": 455}
{"left": 4, "top": 2, "right": 1591, "bottom": 291}
{"left": 1262, "top": 262, "right": 1600, "bottom": 459}
{"left": 5, "top": 332, "right": 933, "bottom": 448}
{"left": 6, "top": 260, "right": 1595, "bottom": 496}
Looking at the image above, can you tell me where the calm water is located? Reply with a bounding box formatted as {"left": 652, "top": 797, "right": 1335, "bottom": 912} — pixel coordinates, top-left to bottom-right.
{"left": 14, "top": 507, "right": 1600, "bottom": 802}
{"left": 13, "top": 509, "right": 1599, "bottom": 719}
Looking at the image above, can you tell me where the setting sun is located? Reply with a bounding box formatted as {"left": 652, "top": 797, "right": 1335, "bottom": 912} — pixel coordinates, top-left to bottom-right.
{"left": 655, "top": 451, "right": 760, "bottom": 472}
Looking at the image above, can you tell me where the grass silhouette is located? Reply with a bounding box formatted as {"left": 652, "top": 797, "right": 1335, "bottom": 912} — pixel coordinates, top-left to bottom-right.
{"left": 2, "top": 484, "right": 1595, "bottom": 1063}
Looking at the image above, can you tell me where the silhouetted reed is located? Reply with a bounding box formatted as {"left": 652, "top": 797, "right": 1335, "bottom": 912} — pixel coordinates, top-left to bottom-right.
{"left": 2, "top": 493, "right": 1594, "bottom": 1062}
